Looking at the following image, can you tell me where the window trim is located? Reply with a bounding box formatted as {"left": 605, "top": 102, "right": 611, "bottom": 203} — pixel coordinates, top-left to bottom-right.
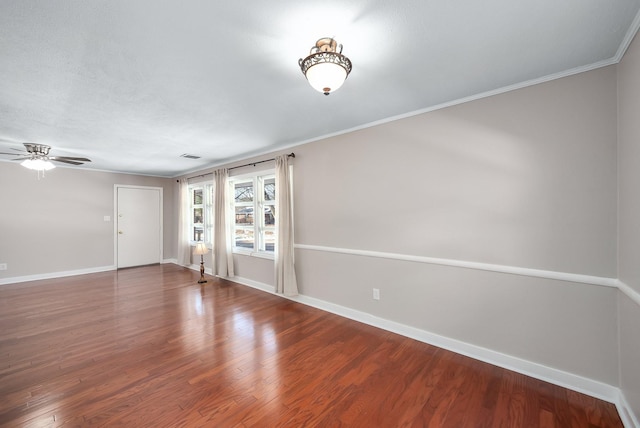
{"left": 230, "top": 169, "right": 276, "bottom": 260}
{"left": 188, "top": 182, "right": 213, "bottom": 247}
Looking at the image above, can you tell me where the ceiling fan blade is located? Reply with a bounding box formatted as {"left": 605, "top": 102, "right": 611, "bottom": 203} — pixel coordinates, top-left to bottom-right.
{"left": 51, "top": 158, "right": 83, "bottom": 165}
{"left": 0, "top": 152, "right": 23, "bottom": 156}
{"left": 50, "top": 156, "right": 91, "bottom": 162}
{"left": 10, "top": 157, "right": 30, "bottom": 161}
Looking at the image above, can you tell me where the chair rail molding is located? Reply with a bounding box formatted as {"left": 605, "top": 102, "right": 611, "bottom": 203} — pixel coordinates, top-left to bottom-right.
{"left": 294, "top": 243, "right": 618, "bottom": 289}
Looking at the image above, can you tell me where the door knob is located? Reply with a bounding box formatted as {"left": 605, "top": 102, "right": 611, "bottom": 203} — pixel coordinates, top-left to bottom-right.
{"left": 118, "top": 231, "right": 123, "bottom": 234}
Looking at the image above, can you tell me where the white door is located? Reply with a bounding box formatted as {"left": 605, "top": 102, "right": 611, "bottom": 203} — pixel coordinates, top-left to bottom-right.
{"left": 116, "top": 186, "right": 162, "bottom": 268}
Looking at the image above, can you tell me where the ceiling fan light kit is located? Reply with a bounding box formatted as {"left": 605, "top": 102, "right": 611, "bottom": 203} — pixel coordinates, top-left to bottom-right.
{"left": 299, "top": 37, "right": 352, "bottom": 95}
{"left": 21, "top": 158, "right": 56, "bottom": 171}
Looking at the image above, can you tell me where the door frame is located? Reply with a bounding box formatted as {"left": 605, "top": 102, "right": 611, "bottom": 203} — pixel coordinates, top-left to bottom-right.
{"left": 114, "top": 184, "right": 164, "bottom": 268}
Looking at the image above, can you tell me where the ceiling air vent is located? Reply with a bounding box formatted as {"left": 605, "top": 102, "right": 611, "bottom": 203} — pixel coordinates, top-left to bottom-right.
{"left": 180, "top": 154, "right": 201, "bottom": 160}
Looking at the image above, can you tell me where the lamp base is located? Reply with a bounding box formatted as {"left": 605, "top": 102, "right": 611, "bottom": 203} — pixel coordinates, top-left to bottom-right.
{"left": 198, "top": 258, "right": 207, "bottom": 284}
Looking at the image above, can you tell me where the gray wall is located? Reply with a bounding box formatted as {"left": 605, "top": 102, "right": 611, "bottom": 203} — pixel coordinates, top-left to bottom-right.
{"left": 0, "top": 162, "right": 175, "bottom": 279}
{"left": 211, "top": 65, "right": 620, "bottom": 387}
{"left": 618, "top": 30, "right": 640, "bottom": 422}
{"left": 294, "top": 69, "right": 617, "bottom": 277}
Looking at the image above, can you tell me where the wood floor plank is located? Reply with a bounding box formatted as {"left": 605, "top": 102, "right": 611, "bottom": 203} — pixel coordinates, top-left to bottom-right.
{"left": 0, "top": 264, "right": 624, "bottom": 427}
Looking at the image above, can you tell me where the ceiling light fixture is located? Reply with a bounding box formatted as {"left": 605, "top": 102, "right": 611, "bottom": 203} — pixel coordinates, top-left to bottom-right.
{"left": 299, "top": 37, "right": 352, "bottom": 95}
{"left": 22, "top": 156, "right": 55, "bottom": 180}
{"left": 21, "top": 158, "right": 56, "bottom": 171}
{"left": 18, "top": 144, "right": 56, "bottom": 178}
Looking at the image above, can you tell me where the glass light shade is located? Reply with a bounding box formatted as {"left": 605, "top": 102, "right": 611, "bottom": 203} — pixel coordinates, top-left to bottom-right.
{"left": 193, "top": 241, "right": 209, "bottom": 255}
{"left": 305, "top": 62, "right": 348, "bottom": 95}
{"left": 21, "top": 158, "right": 56, "bottom": 171}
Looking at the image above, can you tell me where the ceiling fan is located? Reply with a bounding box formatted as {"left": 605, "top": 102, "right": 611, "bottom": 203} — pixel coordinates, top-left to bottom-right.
{"left": 0, "top": 143, "right": 92, "bottom": 168}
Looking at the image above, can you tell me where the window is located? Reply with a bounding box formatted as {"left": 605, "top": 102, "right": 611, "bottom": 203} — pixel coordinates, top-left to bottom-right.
{"left": 189, "top": 183, "right": 213, "bottom": 244}
{"left": 231, "top": 172, "right": 276, "bottom": 257}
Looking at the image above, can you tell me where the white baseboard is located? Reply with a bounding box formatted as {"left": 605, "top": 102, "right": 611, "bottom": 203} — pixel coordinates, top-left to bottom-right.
{"left": 0, "top": 260, "right": 183, "bottom": 286}
{"left": 618, "top": 390, "right": 640, "bottom": 428}
{"left": 227, "top": 274, "right": 635, "bottom": 427}
{"left": 0, "top": 259, "right": 182, "bottom": 286}
{"left": 0, "top": 265, "right": 117, "bottom": 286}
{"left": 227, "top": 275, "right": 273, "bottom": 292}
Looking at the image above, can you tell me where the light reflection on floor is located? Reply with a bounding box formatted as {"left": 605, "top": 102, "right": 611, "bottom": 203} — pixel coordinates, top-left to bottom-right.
{"left": 176, "top": 283, "right": 279, "bottom": 371}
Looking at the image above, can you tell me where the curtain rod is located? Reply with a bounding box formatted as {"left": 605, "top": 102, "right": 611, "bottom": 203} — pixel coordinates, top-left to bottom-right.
{"left": 177, "top": 153, "right": 295, "bottom": 182}
{"left": 229, "top": 152, "right": 295, "bottom": 171}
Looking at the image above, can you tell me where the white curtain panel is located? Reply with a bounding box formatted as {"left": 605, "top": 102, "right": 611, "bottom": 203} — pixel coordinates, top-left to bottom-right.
{"left": 177, "top": 178, "right": 191, "bottom": 266}
{"left": 213, "top": 168, "right": 234, "bottom": 277}
{"left": 275, "top": 155, "right": 299, "bottom": 296}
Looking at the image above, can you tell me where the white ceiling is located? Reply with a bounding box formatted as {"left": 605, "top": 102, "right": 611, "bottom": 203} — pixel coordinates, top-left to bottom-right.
{"left": 1, "top": 1, "right": 639, "bottom": 177}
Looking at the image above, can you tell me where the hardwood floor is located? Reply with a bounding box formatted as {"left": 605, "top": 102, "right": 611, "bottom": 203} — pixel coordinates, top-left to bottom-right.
{"left": 0, "top": 264, "right": 623, "bottom": 427}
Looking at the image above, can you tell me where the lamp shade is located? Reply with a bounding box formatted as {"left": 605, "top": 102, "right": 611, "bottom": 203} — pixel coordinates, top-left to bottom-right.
{"left": 21, "top": 158, "right": 56, "bottom": 171}
{"left": 193, "top": 241, "right": 209, "bottom": 255}
{"left": 305, "top": 61, "right": 348, "bottom": 94}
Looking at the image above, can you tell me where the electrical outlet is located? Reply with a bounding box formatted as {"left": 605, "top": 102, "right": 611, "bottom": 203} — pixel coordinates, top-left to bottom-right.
{"left": 373, "top": 288, "right": 380, "bottom": 300}
{"left": 0, "top": 263, "right": 7, "bottom": 271}
{"left": 104, "top": 215, "right": 111, "bottom": 222}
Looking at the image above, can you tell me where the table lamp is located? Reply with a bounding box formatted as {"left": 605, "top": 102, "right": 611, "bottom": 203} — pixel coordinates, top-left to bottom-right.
{"left": 193, "top": 242, "right": 209, "bottom": 284}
